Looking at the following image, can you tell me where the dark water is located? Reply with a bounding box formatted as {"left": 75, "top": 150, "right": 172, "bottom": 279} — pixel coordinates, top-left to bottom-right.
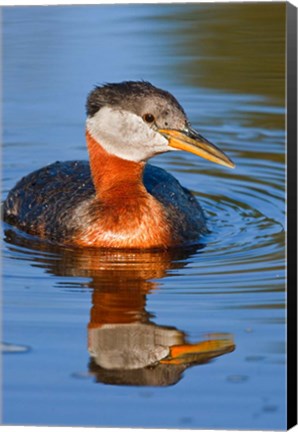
{"left": 2, "top": 4, "right": 286, "bottom": 430}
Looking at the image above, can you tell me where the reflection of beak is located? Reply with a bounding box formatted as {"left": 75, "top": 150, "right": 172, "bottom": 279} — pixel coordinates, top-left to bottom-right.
{"left": 160, "top": 336, "right": 235, "bottom": 365}
{"left": 159, "top": 127, "right": 235, "bottom": 169}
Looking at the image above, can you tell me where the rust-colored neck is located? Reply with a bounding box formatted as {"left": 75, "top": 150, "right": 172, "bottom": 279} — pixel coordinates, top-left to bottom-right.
{"left": 86, "top": 131, "right": 146, "bottom": 201}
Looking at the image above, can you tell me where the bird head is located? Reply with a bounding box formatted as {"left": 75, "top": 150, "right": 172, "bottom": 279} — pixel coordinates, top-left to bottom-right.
{"left": 86, "top": 81, "right": 235, "bottom": 168}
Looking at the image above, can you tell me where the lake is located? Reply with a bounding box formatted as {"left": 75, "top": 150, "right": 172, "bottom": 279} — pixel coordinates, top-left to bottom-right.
{"left": 2, "top": 3, "right": 286, "bottom": 430}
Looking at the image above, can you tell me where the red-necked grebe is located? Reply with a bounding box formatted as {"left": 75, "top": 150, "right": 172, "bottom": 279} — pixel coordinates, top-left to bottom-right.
{"left": 3, "top": 81, "right": 235, "bottom": 249}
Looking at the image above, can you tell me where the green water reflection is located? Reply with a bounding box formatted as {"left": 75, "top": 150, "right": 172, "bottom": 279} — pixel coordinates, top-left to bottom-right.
{"left": 162, "top": 3, "right": 285, "bottom": 102}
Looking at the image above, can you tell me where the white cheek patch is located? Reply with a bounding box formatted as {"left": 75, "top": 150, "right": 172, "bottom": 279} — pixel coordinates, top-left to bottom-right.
{"left": 86, "top": 107, "right": 169, "bottom": 162}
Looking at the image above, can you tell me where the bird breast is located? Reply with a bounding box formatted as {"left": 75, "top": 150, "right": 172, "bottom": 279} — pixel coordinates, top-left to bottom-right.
{"left": 71, "top": 194, "right": 173, "bottom": 249}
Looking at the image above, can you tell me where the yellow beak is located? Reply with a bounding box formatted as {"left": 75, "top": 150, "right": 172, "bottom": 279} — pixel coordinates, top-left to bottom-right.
{"left": 159, "top": 127, "right": 235, "bottom": 169}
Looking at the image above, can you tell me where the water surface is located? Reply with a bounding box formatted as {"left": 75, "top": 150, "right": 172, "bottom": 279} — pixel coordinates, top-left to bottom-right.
{"left": 2, "top": 4, "right": 286, "bottom": 430}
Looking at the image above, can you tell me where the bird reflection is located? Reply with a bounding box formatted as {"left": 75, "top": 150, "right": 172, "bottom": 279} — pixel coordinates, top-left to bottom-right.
{"left": 4, "top": 227, "right": 235, "bottom": 387}
{"left": 88, "top": 285, "right": 234, "bottom": 386}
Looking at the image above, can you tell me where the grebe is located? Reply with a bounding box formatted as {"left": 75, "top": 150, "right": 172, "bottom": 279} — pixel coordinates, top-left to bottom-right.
{"left": 3, "top": 81, "right": 234, "bottom": 249}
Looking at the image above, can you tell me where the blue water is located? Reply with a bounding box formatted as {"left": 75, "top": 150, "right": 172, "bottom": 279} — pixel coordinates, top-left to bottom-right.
{"left": 2, "top": 4, "right": 286, "bottom": 430}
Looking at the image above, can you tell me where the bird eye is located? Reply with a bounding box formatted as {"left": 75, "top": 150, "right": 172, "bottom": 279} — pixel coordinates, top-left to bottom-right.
{"left": 143, "top": 113, "right": 155, "bottom": 123}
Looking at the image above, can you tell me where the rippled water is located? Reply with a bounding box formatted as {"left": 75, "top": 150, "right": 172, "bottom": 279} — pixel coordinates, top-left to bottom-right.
{"left": 2, "top": 4, "right": 286, "bottom": 430}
